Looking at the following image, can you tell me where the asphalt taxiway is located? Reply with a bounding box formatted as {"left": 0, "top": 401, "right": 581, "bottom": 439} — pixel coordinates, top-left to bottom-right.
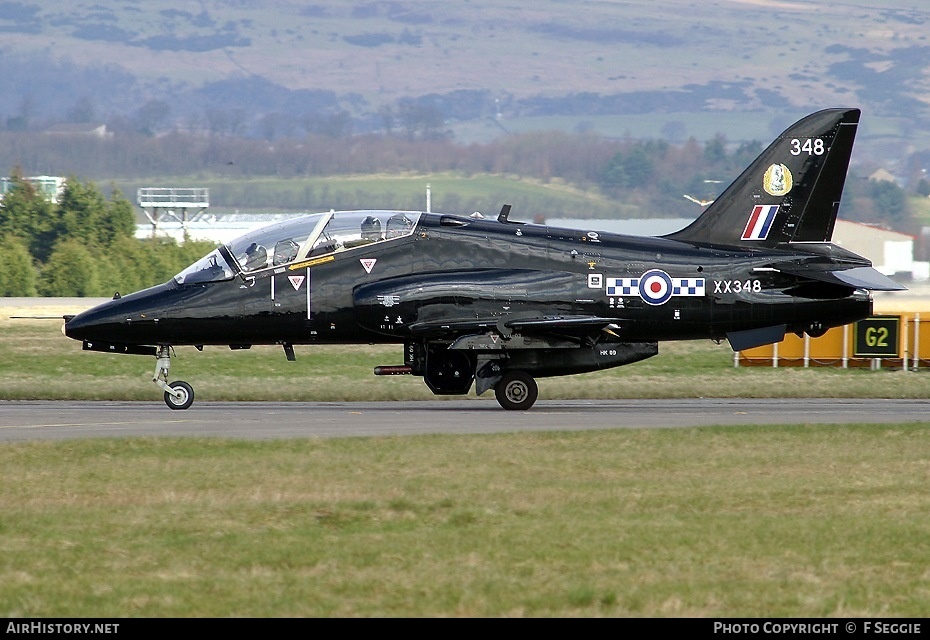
{"left": 1, "top": 398, "right": 928, "bottom": 442}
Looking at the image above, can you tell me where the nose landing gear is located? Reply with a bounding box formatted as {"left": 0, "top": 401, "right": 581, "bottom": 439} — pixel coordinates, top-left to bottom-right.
{"left": 154, "top": 346, "right": 195, "bottom": 410}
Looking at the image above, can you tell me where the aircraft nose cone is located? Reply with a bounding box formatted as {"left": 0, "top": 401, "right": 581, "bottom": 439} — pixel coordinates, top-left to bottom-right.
{"left": 61, "top": 315, "right": 74, "bottom": 337}
{"left": 63, "top": 305, "right": 113, "bottom": 341}
{"left": 62, "top": 282, "right": 176, "bottom": 345}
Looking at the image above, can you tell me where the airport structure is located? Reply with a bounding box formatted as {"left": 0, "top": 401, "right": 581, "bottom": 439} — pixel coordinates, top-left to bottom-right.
{"left": 137, "top": 187, "right": 210, "bottom": 237}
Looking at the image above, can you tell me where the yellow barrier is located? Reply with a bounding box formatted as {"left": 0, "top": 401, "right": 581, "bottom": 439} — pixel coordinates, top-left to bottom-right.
{"left": 738, "top": 309, "right": 929, "bottom": 369}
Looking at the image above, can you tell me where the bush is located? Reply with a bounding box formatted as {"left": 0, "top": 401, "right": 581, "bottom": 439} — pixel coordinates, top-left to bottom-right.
{"left": 38, "top": 239, "right": 100, "bottom": 296}
{"left": 0, "top": 234, "right": 37, "bottom": 296}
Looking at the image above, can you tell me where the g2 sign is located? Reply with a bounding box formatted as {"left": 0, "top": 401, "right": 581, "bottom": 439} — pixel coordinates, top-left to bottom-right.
{"left": 853, "top": 316, "right": 900, "bottom": 358}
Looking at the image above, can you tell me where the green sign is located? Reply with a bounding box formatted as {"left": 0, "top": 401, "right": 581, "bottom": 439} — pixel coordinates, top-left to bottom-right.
{"left": 853, "top": 316, "right": 900, "bottom": 358}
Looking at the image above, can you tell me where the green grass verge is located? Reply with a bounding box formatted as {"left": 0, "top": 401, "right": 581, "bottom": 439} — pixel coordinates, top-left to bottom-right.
{"left": 2, "top": 425, "right": 929, "bottom": 617}
{"left": 3, "top": 318, "right": 929, "bottom": 403}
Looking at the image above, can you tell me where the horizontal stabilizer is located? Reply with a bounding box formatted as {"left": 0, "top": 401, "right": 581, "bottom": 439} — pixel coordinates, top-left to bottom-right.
{"left": 776, "top": 265, "right": 906, "bottom": 291}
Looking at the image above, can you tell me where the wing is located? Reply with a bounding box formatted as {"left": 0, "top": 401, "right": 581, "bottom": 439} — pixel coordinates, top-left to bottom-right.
{"left": 353, "top": 269, "right": 625, "bottom": 342}
{"left": 408, "top": 314, "right": 622, "bottom": 338}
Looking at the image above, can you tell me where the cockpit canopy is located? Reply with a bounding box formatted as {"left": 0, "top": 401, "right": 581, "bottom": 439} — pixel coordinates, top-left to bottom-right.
{"left": 174, "top": 210, "right": 421, "bottom": 285}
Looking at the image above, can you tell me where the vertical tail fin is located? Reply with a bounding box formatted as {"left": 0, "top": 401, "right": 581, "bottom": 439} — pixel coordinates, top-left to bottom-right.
{"left": 665, "top": 108, "right": 860, "bottom": 248}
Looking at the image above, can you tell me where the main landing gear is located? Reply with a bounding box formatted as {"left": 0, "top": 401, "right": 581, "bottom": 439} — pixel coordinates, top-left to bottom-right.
{"left": 494, "top": 371, "right": 539, "bottom": 411}
{"left": 154, "top": 346, "right": 195, "bottom": 410}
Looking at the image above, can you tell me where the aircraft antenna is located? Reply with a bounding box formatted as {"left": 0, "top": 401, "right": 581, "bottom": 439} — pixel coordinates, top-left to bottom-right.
{"left": 498, "top": 204, "right": 512, "bottom": 223}
{"left": 426, "top": 183, "right": 431, "bottom": 213}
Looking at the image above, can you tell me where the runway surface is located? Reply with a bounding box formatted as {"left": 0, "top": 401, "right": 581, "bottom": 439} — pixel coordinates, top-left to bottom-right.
{"left": 1, "top": 398, "right": 929, "bottom": 442}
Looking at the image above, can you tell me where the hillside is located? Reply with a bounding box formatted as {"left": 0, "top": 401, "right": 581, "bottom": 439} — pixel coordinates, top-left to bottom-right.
{"left": 1, "top": 0, "right": 929, "bottom": 160}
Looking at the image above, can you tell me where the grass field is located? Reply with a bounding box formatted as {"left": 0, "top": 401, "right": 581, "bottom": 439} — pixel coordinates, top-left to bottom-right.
{"left": 2, "top": 425, "right": 929, "bottom": 617}
{"left": 2, "top": 313, "right": 930, "bottom": 403}
{"left": 113, "top": 173, "right": 630, "bottom": 221}
{"left": 3, "top": 311, "right": 930, "bottom": 617}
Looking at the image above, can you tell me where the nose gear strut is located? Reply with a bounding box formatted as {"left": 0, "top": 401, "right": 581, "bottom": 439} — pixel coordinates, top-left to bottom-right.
{"left": 153, "top": 345, "right": 195, "bottom": 410}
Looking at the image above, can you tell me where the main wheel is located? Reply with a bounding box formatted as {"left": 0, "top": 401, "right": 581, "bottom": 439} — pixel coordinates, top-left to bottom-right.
{"left": 494, "top": 371, "right": 538, "bottom": 411}
{"left": 164, "top": 380, "right": 194, "bottom": 410}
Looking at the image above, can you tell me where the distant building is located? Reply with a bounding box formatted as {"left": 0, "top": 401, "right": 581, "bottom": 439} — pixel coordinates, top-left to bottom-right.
{"left": 0, "top": 175, "right": 66, "bottom": 204}
{"left": 833, "top": 219, "right": 929, "bottom": 281}
{"left": 868, "top": 168, "right": 897, "bottom": 184}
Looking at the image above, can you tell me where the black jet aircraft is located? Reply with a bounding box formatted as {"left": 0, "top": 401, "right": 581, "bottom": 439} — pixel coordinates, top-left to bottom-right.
{"left": 64, "top": 108, "right": 903, "bottom": 411}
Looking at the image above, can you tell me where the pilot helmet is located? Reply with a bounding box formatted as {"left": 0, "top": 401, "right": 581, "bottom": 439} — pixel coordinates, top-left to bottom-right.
{"left": 386, "top": 213, "right": 413, "bottom": 237}
{"left": 361, "top": 215, "right": 382, "bottom": 240}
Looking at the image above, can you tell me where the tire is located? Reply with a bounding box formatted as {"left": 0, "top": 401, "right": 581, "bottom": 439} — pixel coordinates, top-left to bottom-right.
{"left": 494, "top": 371, "right": 538, "bottom": 411}
{"left": 164, "top": 380, "right": 194, "bottom": 410}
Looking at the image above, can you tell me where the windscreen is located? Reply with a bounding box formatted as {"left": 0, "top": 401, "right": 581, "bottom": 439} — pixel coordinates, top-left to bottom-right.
{"left": 173, "top": 248, "right": 234, "bottom": 284}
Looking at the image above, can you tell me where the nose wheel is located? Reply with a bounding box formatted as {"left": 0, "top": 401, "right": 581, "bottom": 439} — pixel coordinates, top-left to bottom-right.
{"left": 164, "top": 380, "right": 194, "bottom": 410}
{"left": 153, "top": 346, "right": 196, "bottom": 410}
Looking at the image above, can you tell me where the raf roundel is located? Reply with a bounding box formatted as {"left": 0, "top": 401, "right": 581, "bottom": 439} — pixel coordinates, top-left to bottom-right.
{"left": 639, "top": 269, "right": 673, "bottom": 305}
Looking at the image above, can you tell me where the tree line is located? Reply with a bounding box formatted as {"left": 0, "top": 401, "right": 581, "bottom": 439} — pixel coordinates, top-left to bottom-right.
{"left": 0, "top": 128, "right": 916, "bottom": 228}
{"left": 0, "top": 170, "right": 215, "bottom": 296}
{"left": 0, "top": 126, "right": 918, "bottom": 298}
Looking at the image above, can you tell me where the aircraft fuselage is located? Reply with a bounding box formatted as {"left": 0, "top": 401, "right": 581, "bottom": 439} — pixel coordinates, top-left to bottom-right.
{"left": 67, "top": 212, "right": 872, "bottom": 350}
